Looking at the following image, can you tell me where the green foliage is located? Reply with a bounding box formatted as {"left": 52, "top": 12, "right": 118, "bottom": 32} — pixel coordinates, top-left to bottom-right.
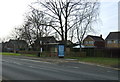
{"left": 1, "top": 52, "right": 36, "bottom": 57}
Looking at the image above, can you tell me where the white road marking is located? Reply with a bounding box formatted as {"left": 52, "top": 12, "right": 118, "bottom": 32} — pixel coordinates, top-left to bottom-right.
{"left": 73, "top": 67, "right": 79, "bottom": 68}
{"left": 65, "top": 59, "right": 78, "bottom": 60}
{"left": 29, "top": 66, "right": 33, "bottom": 67}
{"left": 13, "top": 62, "right": 22, "bottom": 65}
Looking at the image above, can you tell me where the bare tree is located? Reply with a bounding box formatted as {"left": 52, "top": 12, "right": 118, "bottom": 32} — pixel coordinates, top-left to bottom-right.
{"left": 21, "top": 23, "right": 33, "bottom": 46}
{"left": 25, "top": 8, "right": 44, "bottom": 39}
{"left": 9, "top": 26, "right": 27, "bottom": 41}
{"left": 36, "top": 0, "right": 100, "bottom": 48}
{"left": 11, "top": 8, "right": 54, "bottom": 48}
{"left": 27, "top": 7, "right": 54, "bottom": 37}
{"left": 74, "top": 2, "right": 100, "bottom": 51}
{"left": 37, "top": 0, "right": 78, "bottom": 45}
{"left": 10, "top": 23, "right": 34, "bottom": 47}
{"left": 69, "top": 26, "right": 76, "bottom": 42}
{"left": 10, "top": 0, "right": 100, "bottom": 52}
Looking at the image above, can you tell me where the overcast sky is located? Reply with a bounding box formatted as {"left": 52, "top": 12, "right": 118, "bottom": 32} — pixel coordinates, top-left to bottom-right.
{"left": 0, "top": 0, "right": 119, "bottom": 42}
{"left": 99, "top": 0, "right": 119, "bottom": 39}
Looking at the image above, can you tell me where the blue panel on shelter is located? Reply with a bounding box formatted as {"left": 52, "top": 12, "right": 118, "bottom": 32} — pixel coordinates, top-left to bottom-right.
{"left": 58, "top": 45, "right": 64, "bottom": 57}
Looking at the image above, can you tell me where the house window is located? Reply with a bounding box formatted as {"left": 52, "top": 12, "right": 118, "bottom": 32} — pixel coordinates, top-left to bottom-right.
{"left": 114, "top": 40, "right": 118, "bottom": 43}
{"left": 107, "top": 40, "right": 112, "bottom": 44}
{"left": 89, "top": 41, "right": 94, "bottom": 44}
{"left": 85, "top": 41, "right": 88, "bottom": 44}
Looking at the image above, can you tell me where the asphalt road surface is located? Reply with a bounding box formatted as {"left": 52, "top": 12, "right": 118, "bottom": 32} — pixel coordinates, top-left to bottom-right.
{"left": 2, "top": 55, "right": 119, "bottom": 80}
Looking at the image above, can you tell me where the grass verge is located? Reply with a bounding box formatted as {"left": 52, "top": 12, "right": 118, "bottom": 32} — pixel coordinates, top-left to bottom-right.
{"left": 65, "top": 57, "right": 119, "bottom": 67}
{"left": 0, "top": 52, "right": 36, "bottom": 57}
{"left": 0, "top": 52, "right": 21, "bottom": 56}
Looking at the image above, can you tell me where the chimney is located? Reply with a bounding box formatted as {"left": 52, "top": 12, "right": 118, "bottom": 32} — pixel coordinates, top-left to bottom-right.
{"left": 18, "top": 38, "right": 20, "bottom": 40}
{"left": 100, "top": 34, "right": 102, "bottom": 38}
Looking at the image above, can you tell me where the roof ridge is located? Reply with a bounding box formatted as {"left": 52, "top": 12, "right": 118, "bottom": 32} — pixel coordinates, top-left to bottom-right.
{"left": 88, "top": 35, "right": 101, "bottom": 38}
{"left": 105, "top": 31, "right": 120, "bottom": 40}
{"left": 110, "top": 31, "right": 120, "bottom": 33}
{"left": 87, "top": 35, "right": 104, "bottom": 41}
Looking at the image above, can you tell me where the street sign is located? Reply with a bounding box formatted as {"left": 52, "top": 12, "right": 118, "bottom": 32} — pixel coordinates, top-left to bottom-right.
{"left": 58, "top": 45, "right": 64, "bottom": 57}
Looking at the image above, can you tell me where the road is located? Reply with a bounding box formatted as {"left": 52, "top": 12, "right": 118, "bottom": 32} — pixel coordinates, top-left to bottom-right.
{"left": 2, "top": 55, "right": 119, "bottom": 80}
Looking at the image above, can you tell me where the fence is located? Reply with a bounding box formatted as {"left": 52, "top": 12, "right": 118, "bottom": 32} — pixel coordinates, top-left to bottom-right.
{"left": 73, "top": 48, "right": 120, "bottom": 58}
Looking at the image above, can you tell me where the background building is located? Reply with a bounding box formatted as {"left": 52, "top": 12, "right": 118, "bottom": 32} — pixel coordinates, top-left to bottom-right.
{"left": 83, "top": 35, "right": 105, "bottom": 48}
{"left": 105, "top": 31, "right": 120, "bottom": 48}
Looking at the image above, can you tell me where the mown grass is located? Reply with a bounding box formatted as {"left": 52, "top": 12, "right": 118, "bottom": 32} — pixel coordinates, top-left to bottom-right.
{"left": 66, "top": 57, "right": 119, "bottom": 67}
{"left": 0, "top": 52, "right": 36, "bottom": 57}
{"left": 0, "top": 52, "right": 21, "bottom": 56}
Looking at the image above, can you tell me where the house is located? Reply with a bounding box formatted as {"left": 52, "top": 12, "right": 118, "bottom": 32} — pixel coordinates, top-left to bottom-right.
{"left": 105, "top": 31, "right": 120, "bottom": 48}
{"left": 35, "top": 36, "right": 57, "bottom": 44}
{"left": 2, "top": 39, "right": 28, "bottom": 52}
{"left": 32, "top": 36, "right": 57, "bottom": 51}
{"left": 83, "top": 35, "right": 105, "bottom": 48}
